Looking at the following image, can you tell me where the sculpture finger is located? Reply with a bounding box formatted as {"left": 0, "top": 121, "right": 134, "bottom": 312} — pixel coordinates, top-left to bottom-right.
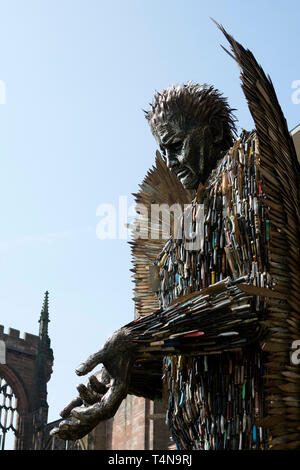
{"left": 70, "top": 382, "right": 127, "bottom": 424}
{"left": 88, "top": 374, "right": 108, "bottom": 395}
{"left": 75, "top": 349, "right": 105, "bottom": 376}
{"left": 60, "top": 396, "right": 83, "bottom": 419}
{"left": 93, "top": 366, "right": 112, "bottom": 386}
{"left": 50, "top": 418, "right": 94, "bottom": 441}
{"left": 77, "top": 383, "right": 102, "bottom": 404}
{"left": 71, "top": 403, "right": 107, "bottom": 425}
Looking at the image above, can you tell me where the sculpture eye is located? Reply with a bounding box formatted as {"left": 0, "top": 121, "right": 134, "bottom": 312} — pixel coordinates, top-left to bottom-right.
{"left": 169, "top": 140, "right": 183, "bottom": 151}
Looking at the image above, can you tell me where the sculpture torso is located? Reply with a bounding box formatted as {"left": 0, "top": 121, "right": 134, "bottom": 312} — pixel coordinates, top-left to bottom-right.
{"left": 154, "top": 131, "right": 270, "bottom": 449}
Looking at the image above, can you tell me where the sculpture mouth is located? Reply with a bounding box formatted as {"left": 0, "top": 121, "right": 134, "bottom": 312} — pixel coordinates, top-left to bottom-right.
{"left": 176, "top": 168, "right": 198, "bottom": 188}
{"left": 177, "top": 168, "right": 190, "bottom": 180}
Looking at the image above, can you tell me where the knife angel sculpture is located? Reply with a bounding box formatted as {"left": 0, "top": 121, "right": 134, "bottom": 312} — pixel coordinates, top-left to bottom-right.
{"left": 51, "top": 22, "right": 300, "bottom": 450}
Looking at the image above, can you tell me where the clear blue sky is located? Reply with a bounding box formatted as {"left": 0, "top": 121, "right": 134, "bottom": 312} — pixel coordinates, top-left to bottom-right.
{"left": 0, "top": 0, "right": 299, "bottom": 439}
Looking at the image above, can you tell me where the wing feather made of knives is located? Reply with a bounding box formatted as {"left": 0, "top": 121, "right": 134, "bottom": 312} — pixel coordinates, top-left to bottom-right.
{"left": 215, "top": 20, "right": 300, "bottom": 449}
{"left": 129, "top": 150, "right": 194, "bottom": 319}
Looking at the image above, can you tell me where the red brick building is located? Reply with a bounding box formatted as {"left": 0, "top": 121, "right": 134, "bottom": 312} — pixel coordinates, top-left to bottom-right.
{"left": 92, "top": 396, "right": 173, "bottom": 450}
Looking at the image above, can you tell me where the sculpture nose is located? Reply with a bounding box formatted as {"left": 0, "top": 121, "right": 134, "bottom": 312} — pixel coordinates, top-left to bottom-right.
{"left": 166, "top": 151, "right": 179, "bottom": 171}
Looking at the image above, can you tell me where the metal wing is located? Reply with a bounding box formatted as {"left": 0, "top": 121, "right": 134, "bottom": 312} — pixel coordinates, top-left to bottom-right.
{"left": 214, "top": 19, "right": 300, "bottom": 449}
{"left": 130, "top": 151, "right": 193, "bottom": 318}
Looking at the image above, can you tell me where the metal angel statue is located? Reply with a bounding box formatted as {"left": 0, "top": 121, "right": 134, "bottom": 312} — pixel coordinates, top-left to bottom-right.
{"left": 51, "top": 21, "right": 300, "bottom": 450}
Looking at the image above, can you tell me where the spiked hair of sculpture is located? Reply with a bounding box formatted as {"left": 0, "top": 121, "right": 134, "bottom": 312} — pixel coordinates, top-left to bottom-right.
{"left": 144, "top": 83, "right": 237, "bottom": 150}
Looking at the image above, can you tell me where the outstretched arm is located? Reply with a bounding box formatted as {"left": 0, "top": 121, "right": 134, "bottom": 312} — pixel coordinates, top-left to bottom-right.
{"left": 51, "top": 276, "right": 278, "bottom": 441}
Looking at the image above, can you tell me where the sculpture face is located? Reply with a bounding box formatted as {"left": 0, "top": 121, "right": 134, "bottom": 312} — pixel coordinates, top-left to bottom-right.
{"left": 155, "top": 120, "right": 222, "bottom": 190}
{"left": 146, "top": 84, "right": 237, "bottom": 190}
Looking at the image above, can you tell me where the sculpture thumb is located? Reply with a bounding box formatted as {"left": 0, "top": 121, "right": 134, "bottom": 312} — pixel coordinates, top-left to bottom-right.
{"left": 75, "top": 349, "right": 105, "bottom": 376}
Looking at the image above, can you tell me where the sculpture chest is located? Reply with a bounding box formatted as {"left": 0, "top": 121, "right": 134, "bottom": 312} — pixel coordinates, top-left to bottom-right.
{"left": 154, "top": 133, "right": 270, "bottom": 450}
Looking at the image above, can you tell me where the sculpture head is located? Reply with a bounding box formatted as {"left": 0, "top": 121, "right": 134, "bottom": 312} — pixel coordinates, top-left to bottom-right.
{"left": 145, "top": 83, "right": 237, "bottom": 189}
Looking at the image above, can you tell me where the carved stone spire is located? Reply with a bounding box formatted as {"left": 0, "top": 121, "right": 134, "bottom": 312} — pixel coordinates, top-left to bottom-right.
{"left": 39, "top": 291, "right": 50, "bottom": 342}
{"left": 33, "top": 291, "right": 53, "bottom": 426}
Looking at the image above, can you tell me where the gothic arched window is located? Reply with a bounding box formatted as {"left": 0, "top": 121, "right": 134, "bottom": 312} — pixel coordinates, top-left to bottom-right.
{"left": 0, "top": 376, "right": 19, "bottom": 450}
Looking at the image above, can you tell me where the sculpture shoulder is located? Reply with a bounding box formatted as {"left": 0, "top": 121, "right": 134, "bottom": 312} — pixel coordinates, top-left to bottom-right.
{"left": 207, "top": 130, "right": 258, "bottom": 186}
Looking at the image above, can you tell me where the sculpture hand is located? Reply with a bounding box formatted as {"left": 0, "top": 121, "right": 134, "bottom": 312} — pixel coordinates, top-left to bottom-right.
{"left": 50, "top": 328, "right": 137, "bottom": 441}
